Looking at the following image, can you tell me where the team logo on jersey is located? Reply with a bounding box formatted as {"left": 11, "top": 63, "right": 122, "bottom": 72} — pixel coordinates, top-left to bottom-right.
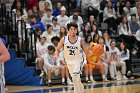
{"left": 67, "top": 46, "right": 78, "bottom": 50}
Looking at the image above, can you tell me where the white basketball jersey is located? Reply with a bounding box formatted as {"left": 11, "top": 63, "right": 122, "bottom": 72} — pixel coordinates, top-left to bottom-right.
{"left": 64, "top": 35, "right": 83, "bottom": 63}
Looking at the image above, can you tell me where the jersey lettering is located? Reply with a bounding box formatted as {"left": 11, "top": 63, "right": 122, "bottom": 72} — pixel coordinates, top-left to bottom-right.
{"left": 69, "top": 50, "right": 75, "bottom": 55}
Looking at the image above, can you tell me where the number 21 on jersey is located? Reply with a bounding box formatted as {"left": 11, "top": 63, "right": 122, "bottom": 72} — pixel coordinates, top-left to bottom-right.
{"left": 69, "top": 50, "right": 75, "bottom": 55}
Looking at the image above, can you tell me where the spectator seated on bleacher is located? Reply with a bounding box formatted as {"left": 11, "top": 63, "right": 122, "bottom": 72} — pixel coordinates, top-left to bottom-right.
{"left": 39, "top": 0, "right": 52, "bottom": 13}
{"left": 51, "top": 17, "right": 60, "bottom": 36}
{"left": 69, "top": 9, "right": 83, "bottom": 27}
{"left": 66, "top": 15, "right": 81, "bottom": 32}
{"left": 90, "top": 24, "right": 102, "bottom": 38}
{"left": 109, "top": 40, "right": 128, "bottom": 81}
{"left": 30, "top": 15, "right": 45, "bottom": 33}
{"left": 41, "top": 1, "right": 51, "bottom": 16}
{"left": 12, "top": 1, "right": 27, "bottom": 17}
{"left": 42, "top": 24, "right": 55, "bottom": 44}
{"left": 114, "top": 1, "right": 123, "bottom": 25}
{"left": 36, "top": 36, "right": 50, "bottom": 77}
{"left": 119, "top": 42, "right": 134, "bottom": 78}
{"left": 79, "top": 24, "right": 91, "bottom": 39}
{"left": 86, "top": 43, "right": 106, "bottom": 82}
{"left": 103, "top": 1, "right": 117, "bottom": 34}
{"left": 41, "top": 9, "right": 54, "bottom": 29}
{"left": 26, "top": 0, "right": 39, "bottom": 11}
{"left": 103, "top": 32, "right": 112, "bottom": 48}
{"left": 129, "top": 14, "right": 140, "bottom": 35}
{"left": 98, "top": 37, "right": 110, "bottom": 82}
{"left": 52, "top": 1, "right": 61, "bottom": 17}
{"left": 57, "top": 6, "right": 69, "bottom": 27}
{"left": 51, "top": 36, "right": 60, "bottom": 48}
{"left": 57, "top": 27, "right": 67, "bottom": 39}
{"left": 43, "top": 45, "right": 65, "bottom": 86}
{"left": 118, "top": 16, "right": 136, "bottom": 52}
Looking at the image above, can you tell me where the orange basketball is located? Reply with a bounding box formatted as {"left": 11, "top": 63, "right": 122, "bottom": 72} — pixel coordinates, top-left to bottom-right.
{"left": 90, "top": 43, "right": 104, "bottom": 56}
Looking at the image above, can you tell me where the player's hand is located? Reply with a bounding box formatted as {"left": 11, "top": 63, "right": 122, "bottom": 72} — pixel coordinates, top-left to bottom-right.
{"left": 88, "top": 50, "right": 93, "bottom": 56}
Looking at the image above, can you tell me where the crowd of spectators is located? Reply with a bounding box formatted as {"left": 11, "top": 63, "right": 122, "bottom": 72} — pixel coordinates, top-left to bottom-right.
{"left": 1, "top": 0, "right": 140, "bottom": 86}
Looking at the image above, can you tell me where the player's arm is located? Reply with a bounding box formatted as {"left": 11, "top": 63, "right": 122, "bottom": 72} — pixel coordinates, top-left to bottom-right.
{"left": 0, "top": 40, "right": 10, "bottom": 62}
{"left": 54, "top": 37, "right": 64, "bottom": 57}
{"left": 81, "top": 39, "right": 92, "bottom": 56}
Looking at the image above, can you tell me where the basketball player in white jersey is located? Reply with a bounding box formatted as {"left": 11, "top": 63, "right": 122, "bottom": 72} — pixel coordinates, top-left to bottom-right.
{"left": 54, "top": 22, "right": 92, "bottom": 93}
{"left": 0, "top": 39, "right": 10, "bottom": 93}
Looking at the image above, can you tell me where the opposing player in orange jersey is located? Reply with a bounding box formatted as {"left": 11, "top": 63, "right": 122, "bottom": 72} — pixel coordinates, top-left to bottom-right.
{"left": 87, "top": 43, "right": 107, "bottom": 82}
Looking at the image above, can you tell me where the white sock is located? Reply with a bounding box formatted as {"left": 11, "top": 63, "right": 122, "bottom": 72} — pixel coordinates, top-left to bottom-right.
{"left": 102, "top": 75, "right": 105, "bottom": 79}
{"left": 85, "top": 77, "right": 89, "bottom": 81}
{"left": 62, "top": 78, "right": 65, "bottom": 82}
{"left": 90, "top": 76, "right": 93, "bottom": 81}
{"left": 48, "top": 80, "right": 51, "bottom": 83}
{"left": 67, "top": 78, "right": 71, "bottom": 82}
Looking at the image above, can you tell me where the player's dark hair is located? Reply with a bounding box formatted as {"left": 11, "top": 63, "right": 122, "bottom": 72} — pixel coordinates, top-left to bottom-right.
{"left": 67, "top": 22, "right": 78, "bottom": 31}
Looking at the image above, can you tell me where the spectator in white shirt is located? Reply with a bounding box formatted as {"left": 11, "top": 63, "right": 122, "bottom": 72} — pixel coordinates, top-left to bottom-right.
{"left": 109, "top": 40, "right": 128, "bottom": 81}
{"left": 119, "top": 16, "right": 136, "bottom": 50}
{"left": 79, "top": 23, "right": 91, "bottom": 39}
{"left": 123, "top": 1, "right": 133, "bottom": 21}
{"left": 119, "top": 42, "right": 133, "bottom": 78}
{"left": 81, "top": 0, "right": 91, "bottom": 15}
{"left": 103, "top": 1, "right": 117, "bottom": 34}
{"left": 69, "top": 9, "right": 83, "bottom": 26}
{"left": 42, "top": 24, "right": 55, "bottom": 44}
{"left": 98, "top": 37, "right": 110, "bottom": 81}
{"left": 91, "top": 24, "right": 102, "bottom": 38}
{"left": 91, "top": 0, "right": 101, "bottom": 11}
{"left": 36, "top": 36, "right": 50, "bottom": 77}
{"left": 41, "top": 9, "right": 53, "bottom": 29}
{"left": 12, "top": 1, "right": 27, "bottom": 17}
{"left": 43, "top": 45, "right": 65, "bottom": 86}
{"left": 51, "top": 17, "right": 60, "bottom": 36}
{"left": 57, "top": 6, "right": 69, "bottom": 27}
